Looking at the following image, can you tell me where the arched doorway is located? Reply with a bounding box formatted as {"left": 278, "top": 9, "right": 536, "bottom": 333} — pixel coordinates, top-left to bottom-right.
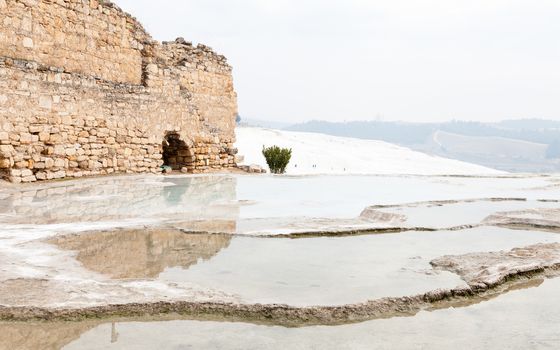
{"left": 162, "top": 132, "right": 195, "bottom": 171}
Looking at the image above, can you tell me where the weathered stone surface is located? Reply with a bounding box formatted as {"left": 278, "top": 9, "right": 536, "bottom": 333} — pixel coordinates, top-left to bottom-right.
{"left": 238, "top": 164, "right": 266, "bottom": 173}
{"left": 484, "top": 208, "right": 560, "bottom": 231}
{"left": 0, "top": 0, "right": 238, "bottom": 182}
{"left": 431, "top": 243, "right": 560, "bottom": 290}
{"left": 249, "top": 164, "right": 266, "bottom": 173}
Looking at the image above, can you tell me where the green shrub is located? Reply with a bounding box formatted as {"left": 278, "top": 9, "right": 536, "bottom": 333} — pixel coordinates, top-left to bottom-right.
{"left": 262, "top": 145, "right": 292, "bottom": 174}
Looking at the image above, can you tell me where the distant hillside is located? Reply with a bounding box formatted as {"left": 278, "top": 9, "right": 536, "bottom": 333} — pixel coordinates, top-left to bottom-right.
{"left": 496, "top": 119, "right": 560, "bottom": 130}
{"left": 287, "top": 119, "right": 560, "bottom": 145}
{"left": 287, "top": 120, "right": 434, "bottom": 145}
{"left": 421, "top": 131, "right": 557, "bottom": 173}
{"left": 286, "top": 119, "right": 560, "bottom": 172}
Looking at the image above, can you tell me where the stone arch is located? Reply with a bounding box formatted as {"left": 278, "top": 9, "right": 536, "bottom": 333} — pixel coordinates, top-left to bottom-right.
{"left": 162, "top": 132, "right": 195, "bottom": 172}
{"left": 0, "top": 146, "right": 14, "bottom": 181}
{"left": 0, "top": 164, "right": 9, "bottom": 181}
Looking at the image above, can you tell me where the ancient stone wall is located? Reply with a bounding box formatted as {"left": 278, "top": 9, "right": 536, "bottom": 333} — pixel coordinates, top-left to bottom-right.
{"left": 0, "top": 0, "right": 149, "bottom": 84}
{"left": 0, "top": 0, "right": 238, "bottom": 183}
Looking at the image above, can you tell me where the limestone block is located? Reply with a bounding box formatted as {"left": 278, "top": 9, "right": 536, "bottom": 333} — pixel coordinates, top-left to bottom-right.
{"left": 61, "top": 115, "right": 72, "bottom": 125}
{"left": 0, "top": 145, "right": 15, "bottom": 157}
{"left": 146, "top": 64, "right": 158, "bottom": 75}
{"left": 48, "top": 134, "right": 62, "bottom": 144}
{"left": 28, "top": 125, "right": 44, "bottom": 133}
{"left": 44, "top": 158, "right": 54, "bottom": 168}
{"left": 38, "top": 95, "right": 52, "bottom": 109}
{"left": 15, "top": 161, "right": 28, "bottom": 168}
{"left": 9, "top": 177, "right": 22, "bottom": 184}
{"left": 53, "top": 145, "right": 65, "bottom": 155}
{"left": 88, "top": 160, "right": 101, "bottom": 169}
{"left": 20, "top": 133, "right": 33, "bottom": 144}
{"left": 20, "top": 169, "right": 33, "bottom": 177}
{"left": 53, "top": 171, "right": 66, "bottom": 179}
{"left": 0, "top": 158, "right": 11, "bottom": 168}
{"left": 54, "top": 158, "right": 65, "bottom": 168}
{"left": 38, "top": 132, "right": 50, "bottom": 142}
{"left": 22, "top": 37, "right": 34, "bottom": 48}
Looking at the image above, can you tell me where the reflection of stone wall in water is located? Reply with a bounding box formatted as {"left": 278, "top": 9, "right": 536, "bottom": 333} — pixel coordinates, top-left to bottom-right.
{"left": 0, "top": 321, "right": 99, "bottom": 350}
{"left": 0, "top": 175, "right": 239, "bottom": 224}
{"left": 48, "top": 229, "right": 232, "bottom": 279}
{"left": 0, "top": 0, "right": 238, "bottom": 183}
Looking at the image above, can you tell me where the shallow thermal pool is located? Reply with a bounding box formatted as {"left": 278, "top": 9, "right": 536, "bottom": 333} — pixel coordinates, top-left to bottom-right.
{"left": 0, "top": 174, "right": 559, "bottom": 233}
{"left": 1, "top": 277, "right": 559, "bottom": 349}
{"left": 158, "top": 226, "right": 560, "bottom": 305}
{"left": 0, "top": 174, "right": 560, "bottom": 348}
{"left": 45, "top": 225, "right": 560, "bottom": 306}
{"left": 66, "top": 277, "right": 560, "bottom": 349}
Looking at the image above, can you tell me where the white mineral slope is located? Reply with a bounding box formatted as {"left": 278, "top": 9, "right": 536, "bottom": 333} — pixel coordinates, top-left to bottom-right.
{"left": 235, "top": 127, "right": 504, "bottom": 176}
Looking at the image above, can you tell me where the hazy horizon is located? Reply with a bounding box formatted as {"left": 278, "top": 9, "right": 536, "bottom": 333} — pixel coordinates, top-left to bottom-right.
{"left": 115, "top": 0, "right": 560, "bottom": 124}
{"left": 245, "top": 116, "right": 560, "bottom": 126}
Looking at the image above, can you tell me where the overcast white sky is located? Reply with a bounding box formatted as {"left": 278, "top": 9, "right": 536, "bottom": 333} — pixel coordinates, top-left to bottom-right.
{"left": 115, "top": 0, "right": 560, "bottom": 123}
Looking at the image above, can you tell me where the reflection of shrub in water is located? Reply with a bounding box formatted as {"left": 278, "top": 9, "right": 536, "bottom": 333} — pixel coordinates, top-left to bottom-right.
{"left": 162, "top": 178, "right": 189, "bottom": 205}
{"left": 162, "top": 176, "right": 237, "bottom": 205}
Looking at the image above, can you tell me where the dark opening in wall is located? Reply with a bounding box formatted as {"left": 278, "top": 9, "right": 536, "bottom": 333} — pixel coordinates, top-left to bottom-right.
{"left": 162, "top": 132, "right": 195, "bottom": 171}
{"left": 0, "top": 156, "right": 10, "bottom": 180}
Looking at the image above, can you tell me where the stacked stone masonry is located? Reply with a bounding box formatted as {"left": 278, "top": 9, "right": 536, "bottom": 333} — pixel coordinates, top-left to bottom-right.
{"left": 0, "top": 0, "right": 238, "bottom": 182}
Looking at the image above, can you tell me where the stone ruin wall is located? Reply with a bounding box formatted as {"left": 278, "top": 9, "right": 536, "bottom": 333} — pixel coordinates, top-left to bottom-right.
{"left": 0, "top": 0, "right": 238, "bottom": 182}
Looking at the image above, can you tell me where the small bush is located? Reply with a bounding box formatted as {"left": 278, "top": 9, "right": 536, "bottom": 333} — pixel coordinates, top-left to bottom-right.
{"left": 262, "top": 145, "right": 292, "bottom": 174}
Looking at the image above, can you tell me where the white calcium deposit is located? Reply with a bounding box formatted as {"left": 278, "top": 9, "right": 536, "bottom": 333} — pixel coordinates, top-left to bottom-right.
{"left": 235, "top": 127, "right": 503, "bottom": 175}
